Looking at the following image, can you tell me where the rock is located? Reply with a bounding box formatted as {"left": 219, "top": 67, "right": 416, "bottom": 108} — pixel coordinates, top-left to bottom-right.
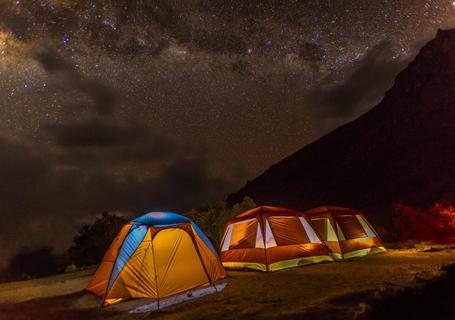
{"left": 353, "top": 302, "right": 370, "bottom": 320}
{"left": 64, "top": 264, "right": 78, "bottom": 273}
{"left": 414, "top": 271, "right": 437, "bottom": 282}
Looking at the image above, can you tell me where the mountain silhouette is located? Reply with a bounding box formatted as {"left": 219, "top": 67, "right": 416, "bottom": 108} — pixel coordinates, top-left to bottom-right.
{"left": 228, "top": 29, "right": 455, "bottom": 232}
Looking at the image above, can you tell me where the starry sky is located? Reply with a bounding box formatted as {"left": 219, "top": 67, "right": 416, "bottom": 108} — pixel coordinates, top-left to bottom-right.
{"left": 1, "top": 0, "right": 455, "bottom": 262}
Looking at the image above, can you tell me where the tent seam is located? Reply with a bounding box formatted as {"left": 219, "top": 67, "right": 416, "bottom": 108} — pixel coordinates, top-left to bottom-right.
{"left": 104, "top": 224, "right": 149, "bottom": 304}
{"left": 101, "top": 223, "right": 133, "bottom": 306}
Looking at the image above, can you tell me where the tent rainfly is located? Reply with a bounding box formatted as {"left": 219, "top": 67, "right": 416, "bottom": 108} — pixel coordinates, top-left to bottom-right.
{"left": 86, "top": 212, "right": 225, "bottom": 306}
{"left": 305, "top": 206, "right": 386, "bottom": 260}
{"left": 220, "top": 206, "right": 334, "bottom": 272}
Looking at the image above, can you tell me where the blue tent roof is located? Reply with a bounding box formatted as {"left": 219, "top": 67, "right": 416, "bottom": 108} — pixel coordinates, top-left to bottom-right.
{"left": 131, "top": 211, "right": 218, "bottom": 256}
{"left": 132, "top": 211, "right": 191, "bottom": 227}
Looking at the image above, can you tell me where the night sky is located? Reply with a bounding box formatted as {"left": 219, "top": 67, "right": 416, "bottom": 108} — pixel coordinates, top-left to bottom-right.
{"left": 1, "top": 0, "right": 455, "bottom": 262}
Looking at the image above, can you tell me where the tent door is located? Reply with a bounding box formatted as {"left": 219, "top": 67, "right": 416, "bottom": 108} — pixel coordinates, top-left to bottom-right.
{"left": 152, "top": 228, "right": 210, "bottom": 298}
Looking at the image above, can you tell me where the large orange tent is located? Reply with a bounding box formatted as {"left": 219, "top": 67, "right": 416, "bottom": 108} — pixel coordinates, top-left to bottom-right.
{"left": 86, "top": 212, "right": 225, "bottom": 306}
{"left": 220, "top": 206, "right": 334, "bottom": 272}
{"left": 305, "top": 206, "right": 386, "bottom": 260}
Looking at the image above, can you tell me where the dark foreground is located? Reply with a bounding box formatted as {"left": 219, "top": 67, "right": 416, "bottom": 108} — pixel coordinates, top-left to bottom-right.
{"left": 1, "top": 249, "right": 455, "bottom": 320}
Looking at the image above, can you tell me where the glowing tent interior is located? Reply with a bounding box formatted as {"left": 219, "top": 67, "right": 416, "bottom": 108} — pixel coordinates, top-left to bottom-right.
{"left": 86, "top": 212, "right": 225, "bottom": 306}
{"left": 220, "top": 206, "right": 334, "bottom": 272}
{"left": 305, "top": 206, "right": 386, "bottom": 260}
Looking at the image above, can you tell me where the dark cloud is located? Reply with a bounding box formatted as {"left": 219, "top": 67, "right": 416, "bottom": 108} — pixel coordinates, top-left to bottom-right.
{"left": 310, "top": 42, "right": 411, "bottom": 120}
{"left": 46, "top": 118, "right": 178, "bottom": 166}
{"left": 35, "top": 48, "right": 117, "bottom": 115}
{"left": 163, "top": 157, "right": 231, "bottom": 200}
{"left": 35, "top": 49, "right": 178, "bottom": 166}
{"left": 0, "top": 135, "right": 50, "bottom": 211}
{"left": 0, "top": 134, "right": 53, "bottom": 264}
{"left": 299, "top": 42, "right": 324, "bottom": 64}
{"left": 45, "top": 118, "right": 149, "bottom": 148}
{"left": 0, "top": 43, "right": 244, "bottom": 265}
{"left": 0, "top": 47, "right": 243, "bottom": 265}
{"left": 107, "top": 157, "right": 236, "bottom": 212}
{"left": 52, "top": 155, "right": 233, "bottom": 214}
{"left": 0, "top": 129, "right": 238, "bottom": 265}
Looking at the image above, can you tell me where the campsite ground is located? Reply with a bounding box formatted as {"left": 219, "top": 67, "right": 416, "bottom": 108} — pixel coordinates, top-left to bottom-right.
{"left": 1, "top": 248, "right": 455, "bottom": 320}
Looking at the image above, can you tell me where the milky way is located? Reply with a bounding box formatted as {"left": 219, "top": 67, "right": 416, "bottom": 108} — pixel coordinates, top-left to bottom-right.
{"left": 1, "top": 0, "right": 455, "bottom": 261}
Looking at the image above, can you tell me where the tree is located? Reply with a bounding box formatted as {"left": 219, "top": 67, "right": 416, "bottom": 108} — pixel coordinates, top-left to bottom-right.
{"left": 8, "top": 246, "right": 62, "bottom": 279}
{"left": 187, "top": 197, "right": 256, "bottom": 248}
{"left": 68, "top": 212, "right": 129, "bottom": 267}
{"left": 394, "top": 202, "right": 455, "bottom": 243}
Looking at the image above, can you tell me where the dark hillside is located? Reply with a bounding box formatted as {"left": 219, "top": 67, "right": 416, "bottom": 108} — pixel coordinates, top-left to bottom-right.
{"left": 229, "top": 29, "right": 455, "bottom": 230}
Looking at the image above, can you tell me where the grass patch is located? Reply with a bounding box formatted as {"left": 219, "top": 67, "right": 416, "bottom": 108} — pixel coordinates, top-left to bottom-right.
{"left": 1, "top": 250, "right": 455, "bottom": 319}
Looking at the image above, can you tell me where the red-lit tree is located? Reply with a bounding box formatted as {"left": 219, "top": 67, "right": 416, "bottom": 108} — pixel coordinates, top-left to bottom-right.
{"left": 394, "top": 202, "right": 455, "bottom": 243}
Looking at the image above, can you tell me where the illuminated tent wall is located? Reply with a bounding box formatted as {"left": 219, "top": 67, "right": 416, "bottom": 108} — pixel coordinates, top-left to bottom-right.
{"left": 306, "top": 206, "right": 386, "bottom": 260}
{"left": 220, "top": 206, "right": 334, "bottom": 272}
{"left": 86, "top": 212, "right": 225, "bottom": 306}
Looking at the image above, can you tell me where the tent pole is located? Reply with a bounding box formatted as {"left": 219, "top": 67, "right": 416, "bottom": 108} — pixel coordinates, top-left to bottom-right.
{"left": 151, "top": 229, "right": 160, "bottom": 312}
{"left": 188, "top": 225, "right": 217, "bottom": 292}
{"left": 135, "top": 233, "right": 151, "bottom": 300}
{"left": 261, "top": 208, "right": 269, "bottom": 272}
{"left": 306, "top": 215, "right": 328, "bottom": 248}
{"left": 332, "top": 214, "right": 345, "bottom": 260}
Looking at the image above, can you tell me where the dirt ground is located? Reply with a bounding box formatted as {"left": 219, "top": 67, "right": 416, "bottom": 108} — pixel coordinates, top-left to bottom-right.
{"left": 1, "top": 249, "right": 455, "bottom": 320}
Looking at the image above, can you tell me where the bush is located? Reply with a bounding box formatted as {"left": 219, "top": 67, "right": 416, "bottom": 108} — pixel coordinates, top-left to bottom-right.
{"left": 394, "top": 202, "right": 455, "bottom": 243}
{"left": 8, "top": 246, "right": 63, "bottom": 279}
{"left": 187, "top": 197, "right": 256, "bottom": 248}
{"left": 68, "top": 212, "right": 129, "bottom": 267}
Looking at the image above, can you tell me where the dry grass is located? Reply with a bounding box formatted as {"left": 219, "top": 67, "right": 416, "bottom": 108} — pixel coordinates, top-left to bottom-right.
{"left": 1, "top": 249, "right": 455, "bottom": 320}
{"left": 0, "top": 268, "right": 95, "bottom": 304}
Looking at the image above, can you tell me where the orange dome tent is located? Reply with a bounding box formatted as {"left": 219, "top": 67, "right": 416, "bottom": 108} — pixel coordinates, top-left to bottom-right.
{"left": 86, "top": 212, "right": 225, "bottom": 306}
{"left": 220, "top": 206, "right": 334, "bottom": 272}
{"left": 305, "top": 206, "right": 386, "bottom": 260}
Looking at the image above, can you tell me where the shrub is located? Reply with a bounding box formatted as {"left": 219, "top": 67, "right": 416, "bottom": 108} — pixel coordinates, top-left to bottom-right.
{"left": 8, "top": 246, "right": 63, "bottom": 279}
{"left": 68, "top": 212, "right": 129, "bottom": 267}
{"left": 393, "top": 202, "right": 455, "bottom": 243}
{"left": 187, "top": 197, "right": 256, "bottom": 248}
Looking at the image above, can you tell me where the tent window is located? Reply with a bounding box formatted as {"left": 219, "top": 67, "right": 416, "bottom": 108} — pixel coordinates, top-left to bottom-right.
{"left": 336, "top": 223, "right": 346, "bottom": 240}
{"left": 265, "top": 220, "right": 277, "bottom": 248}
{"left": 299, "top": 217, "right": 321, "bottom": 243}
{"left": 268, "top": 216, "right": 310, "bottom": 245}
{"left": 337, "top": 215, "right": 367, "bottom": 239}
{"left": 221, "top": 224, "right": 234, "bottom": 251}
{"left": 255, "top": 222, "right": 265, "bottom": 248}
{"left": 311, "top": 218, "right": 338, "bottom": 241}
{"left": 311, "top": 218, "right": 327, "bottom": 240}
{"left": 356, "top": 215, "right": 376, "bottom": 237}
{"left": 229, "top": 219, "right": 258, "bottom": 249}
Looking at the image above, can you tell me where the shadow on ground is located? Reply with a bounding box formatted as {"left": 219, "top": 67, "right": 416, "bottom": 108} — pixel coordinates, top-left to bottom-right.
{"left": 296, "top": 262, "right": 455, "bottom": 320}
{"left": 364, "top": 263, "right": 455, "bottom": 320}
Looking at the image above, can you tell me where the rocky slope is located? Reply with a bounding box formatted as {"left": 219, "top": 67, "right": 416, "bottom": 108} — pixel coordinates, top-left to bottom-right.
{"left": 228, "top": 29, "right": 455, "bottom": 230}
